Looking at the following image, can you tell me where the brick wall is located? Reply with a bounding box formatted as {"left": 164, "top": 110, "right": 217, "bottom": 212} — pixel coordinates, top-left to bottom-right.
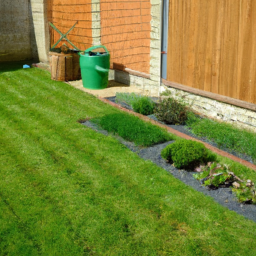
{"left": 47, "top": 0, "right": 92, "bottom": 51}
{"left": 101, "top": 0, "right": 151, "bottom": 74}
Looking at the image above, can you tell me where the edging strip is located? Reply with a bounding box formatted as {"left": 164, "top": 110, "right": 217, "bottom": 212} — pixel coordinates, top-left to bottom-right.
{"left": 99, "top": 97, "right": 256, "bottom": 171}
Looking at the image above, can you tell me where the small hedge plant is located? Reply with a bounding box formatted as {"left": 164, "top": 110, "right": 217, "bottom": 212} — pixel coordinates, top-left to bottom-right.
{"left": 132, "top": 96, "right": 155, "bottom": 115}
{"left": 154, "top": 97, "right": 188, "bottom": 125}
{"left": 115, "top": 93, "right": 155, "bottom": 115}
{"left": 161, "top": 139, "right": 214, "bottom": 169}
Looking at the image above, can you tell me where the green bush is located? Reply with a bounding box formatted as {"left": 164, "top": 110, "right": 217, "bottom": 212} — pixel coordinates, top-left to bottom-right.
{"left": 115, "top": 93, "right": 155, "bottom": 115}
{"left": 161, "top": 140, "right": 214, "bottom": 169}
{"left": 154, "top": 97, "right": 188, "bottom": 125}
{"left": 132, "top": 96, "right": 155, "bottom": 115}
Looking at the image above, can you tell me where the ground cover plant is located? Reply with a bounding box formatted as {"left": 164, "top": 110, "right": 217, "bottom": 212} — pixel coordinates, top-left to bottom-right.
{"left": 93, "top": 112, "right": 173, "bottom": 146}
{"left": 2, "top": 63, "right": 256, "bottom": 255}
{"left": 186, "top": 113, "right": 256, "bottom": 163}
{"left": 194, "top": 162, "right": 256, "bottom": 204}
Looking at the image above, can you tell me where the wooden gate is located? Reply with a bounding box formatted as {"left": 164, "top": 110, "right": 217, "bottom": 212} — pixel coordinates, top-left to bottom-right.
{"left": 166, "top": 0, "right": 256, "bottom": 105}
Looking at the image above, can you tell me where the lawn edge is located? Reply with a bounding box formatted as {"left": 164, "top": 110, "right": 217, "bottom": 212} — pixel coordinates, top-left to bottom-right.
{"left": 99, "top": 97, "right": 256, "bottom": 171}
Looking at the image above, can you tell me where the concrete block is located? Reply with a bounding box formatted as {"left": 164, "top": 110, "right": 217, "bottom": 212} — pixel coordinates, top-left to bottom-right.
{"left": 151, "top": 31, "right": 160, "bottom": 40}
{"left": 151, "top": 0, "right": 160, "bottom": 5}
{"left": 150, "top": 49, "right": 160, "bottom": 59}
{"left": 151, "top": 5, "right": 161, "bottom": 17}
{"left": 92, "top": 3, "right": 100, "bottom": 12}
{"left": 150, "top": 39, "right": 161, "bottom": 49}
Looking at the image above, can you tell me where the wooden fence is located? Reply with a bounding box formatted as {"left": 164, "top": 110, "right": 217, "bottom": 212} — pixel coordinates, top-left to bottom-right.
{"left": 167, "top": 0, "right": 256, "bottom": 104}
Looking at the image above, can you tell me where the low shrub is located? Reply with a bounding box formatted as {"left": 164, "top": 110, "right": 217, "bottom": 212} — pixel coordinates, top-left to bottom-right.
{"left": 94, "top": 113, "right": 174, "bottom": 146}
{"left": 132, "top": 96, "right": 155, "bottom": 115}
{"left": 161, "top": 140, "right": 214, "bottom": 169}
{"left": 115, "top": 93, "right": 155, "bottom": 115}
{"left": 154, "top": 97, "right": 188, "bottom": 125}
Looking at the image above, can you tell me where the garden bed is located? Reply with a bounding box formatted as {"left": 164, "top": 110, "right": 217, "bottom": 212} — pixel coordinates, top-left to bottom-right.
{"left": 106, "top": 96, "right": 255, "bottom": 164}
{"left": 83, "top": 119, "right": 256, "bottom": 223}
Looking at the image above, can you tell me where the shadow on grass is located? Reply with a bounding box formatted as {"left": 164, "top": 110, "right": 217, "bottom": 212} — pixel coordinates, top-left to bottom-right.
{"left": 0, "top": 60, "right": 35, "bottom": 74}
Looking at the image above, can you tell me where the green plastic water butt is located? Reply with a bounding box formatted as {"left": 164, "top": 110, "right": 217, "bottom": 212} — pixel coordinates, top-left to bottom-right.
{"left": 78, "top": 45, "right": 110, "bottom": 90}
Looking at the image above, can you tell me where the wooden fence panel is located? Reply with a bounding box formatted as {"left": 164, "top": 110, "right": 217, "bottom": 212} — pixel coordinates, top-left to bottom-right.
{"left": 167, "top": 0, "right": 256, "bottom": 104}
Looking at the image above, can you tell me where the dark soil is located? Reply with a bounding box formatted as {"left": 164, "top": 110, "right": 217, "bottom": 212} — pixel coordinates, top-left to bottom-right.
{"left": 83, "top": 120, "right": 256, "bottom": 223}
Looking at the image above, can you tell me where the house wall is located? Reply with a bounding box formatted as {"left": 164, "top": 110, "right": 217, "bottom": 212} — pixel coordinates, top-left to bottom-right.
{"left": 47, "top": 0, "right": 92, "bottom": 51}
{"left": 0, "top": 0, "right": 37, "bottom": 62}
{"left": 100, "top": 0, "right": 152, "bottom": 74}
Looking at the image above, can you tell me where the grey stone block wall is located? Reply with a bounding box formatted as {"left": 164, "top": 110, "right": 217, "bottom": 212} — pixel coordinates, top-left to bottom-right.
{"left": 0, "top": 0, "right": 49, "bottom": 63}
{"left": 0, "top": 0, "right": 35, "bottom": 62}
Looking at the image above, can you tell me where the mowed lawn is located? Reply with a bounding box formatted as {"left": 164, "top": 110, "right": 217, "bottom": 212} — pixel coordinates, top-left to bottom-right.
{"left": 1, "top": 63, "right": 256, "bottom": 256}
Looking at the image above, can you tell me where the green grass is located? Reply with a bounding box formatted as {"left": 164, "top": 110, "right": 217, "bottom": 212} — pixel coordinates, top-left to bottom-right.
{"left": 1, "top": 62, "right": 256, "bottom": 255}
{"left": 186, "top": 113, "right": 256, "bottom": 164}
{"left": 94, "top": 113, "right": 173, "bottom": 146}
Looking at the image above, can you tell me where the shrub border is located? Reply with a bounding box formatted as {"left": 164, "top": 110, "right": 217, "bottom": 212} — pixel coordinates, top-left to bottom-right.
{"left": 99, "top": 97, "right": 256, "bottom": 171}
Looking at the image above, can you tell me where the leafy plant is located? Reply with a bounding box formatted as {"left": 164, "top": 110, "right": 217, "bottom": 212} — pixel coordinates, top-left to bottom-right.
{"left": 154, "top": 97, "right": 188, "bottom": 125}
{"left": 233, "top": 184, "right": 256, "bottom": 204}
{"left": 161, "top": 140, "right": 213, "bottom": 169}
{"left": 194, "top": 162, "right": 256, "bottom": 203}
{"left": 94, "top": 113, "right": 173, "bottom": 146}
{"left": 132, "top": 96, "right": 155, "bottom": 115}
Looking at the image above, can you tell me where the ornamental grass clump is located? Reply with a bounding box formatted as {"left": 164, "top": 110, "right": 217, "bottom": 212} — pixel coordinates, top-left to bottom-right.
{"left": 115, "top": 92, "right": 141, "bottom": 106}
{"left": 154, "top": 97, "right": 188, "bottom": 125}
{"left": 161, "top": 139, "right": 213, "bottom": 169}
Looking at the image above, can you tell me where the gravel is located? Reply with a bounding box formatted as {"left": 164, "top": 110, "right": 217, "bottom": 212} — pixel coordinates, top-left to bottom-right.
{"left": 83, "top": 120, "right": 256, "bottom": 223}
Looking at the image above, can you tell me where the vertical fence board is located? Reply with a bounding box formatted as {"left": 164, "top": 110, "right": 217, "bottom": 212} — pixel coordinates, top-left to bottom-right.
{"left": 203, "top": 0, "right": 217, "bottom": 93}
{"left": 167, "top": 0, "right": 256, "bottom": 104}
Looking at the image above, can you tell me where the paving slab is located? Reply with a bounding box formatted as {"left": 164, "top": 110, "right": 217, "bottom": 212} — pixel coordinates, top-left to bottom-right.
{"left": 68, "top": 79, "right": 156, "bottom": 98}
